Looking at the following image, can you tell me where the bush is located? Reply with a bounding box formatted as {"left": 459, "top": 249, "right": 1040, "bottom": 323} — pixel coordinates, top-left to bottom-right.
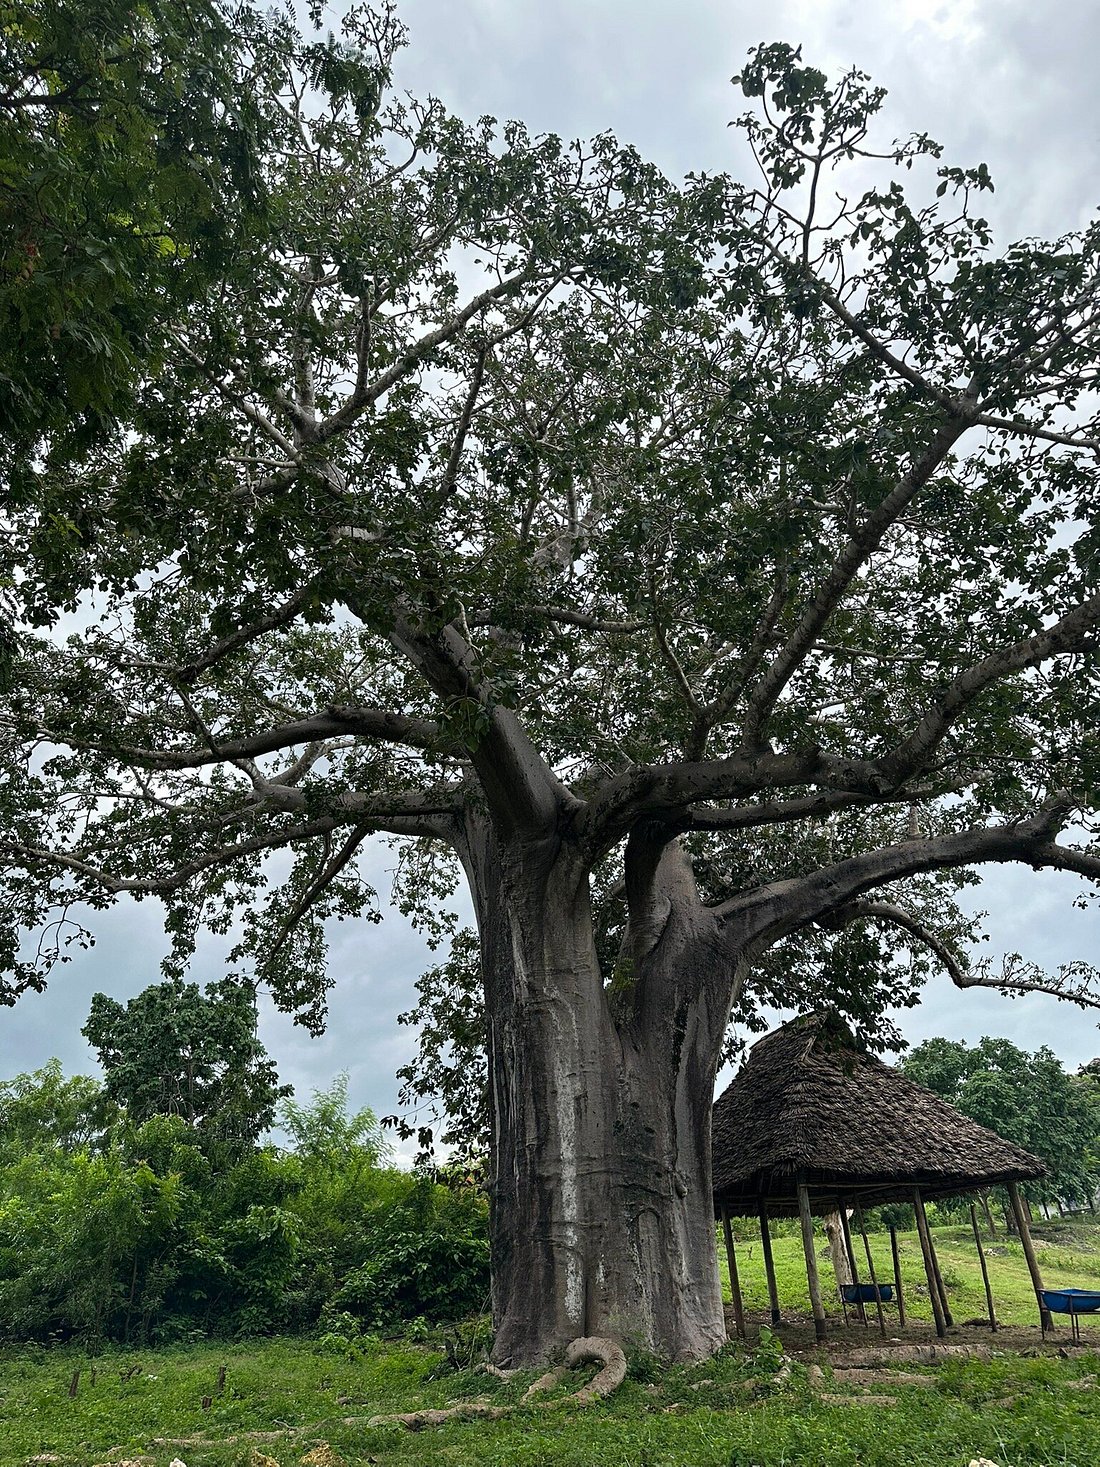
{"left": 0, "top": 1067, "right": 490, "bottom": 1344}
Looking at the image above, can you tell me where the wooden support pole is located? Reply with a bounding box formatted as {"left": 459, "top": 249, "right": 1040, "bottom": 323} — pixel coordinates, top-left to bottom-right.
{"left": 797, "top": 1182, "right": 828, "bottom": 1343}
{"left": 854, "top": 1199, "right": 887, "bottom": 1337}
{"left": 916, "top": 1192, "right": 954, "bottom": 1327}
{"left": 889, "top": 1225, "right": 906, "bottom": 1327}
{"left": 721, "top": 1209, "right": 746, "bottom": 1341}
{"left": 1008, "top": 1181, "right": 1053, "bottom": 1334}
{"left": 912, "top": 1187, "right": 947, "bottom": 1339}
{"left": 838, "top": 1203, "right": 867, "bottom": 1325}
{"left": 759, "top": 1202, "right": 781, "bottom": 1326}
{"left": 969, "top": 1200, "right": 997, "bottom": 1331}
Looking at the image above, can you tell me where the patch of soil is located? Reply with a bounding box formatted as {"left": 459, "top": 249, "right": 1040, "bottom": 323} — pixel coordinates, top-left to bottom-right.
{"left": 723, "top": 1305, "right": 1090, "bottom": 1358}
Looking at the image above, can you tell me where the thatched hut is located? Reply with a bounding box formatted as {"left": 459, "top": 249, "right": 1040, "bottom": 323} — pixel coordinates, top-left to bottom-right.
{"left": 711, "top": 1013, "right": 1050, "bottom": 1342}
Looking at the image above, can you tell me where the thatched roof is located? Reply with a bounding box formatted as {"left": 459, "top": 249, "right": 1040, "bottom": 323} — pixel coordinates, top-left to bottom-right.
{"left": 712, "top": 1013, "right": 1046, "bottom": 1217}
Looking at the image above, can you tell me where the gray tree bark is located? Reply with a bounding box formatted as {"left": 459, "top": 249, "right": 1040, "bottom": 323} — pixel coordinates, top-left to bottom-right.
{"left": 459, "top": 817, "right": 735, "bottom": 1364}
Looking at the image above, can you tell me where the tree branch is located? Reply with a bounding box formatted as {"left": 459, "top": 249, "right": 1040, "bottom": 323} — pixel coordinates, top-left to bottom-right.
{"left": 740, "top": 406, "right": 976, "bottom": 749}
{"left": 579, "top": 746, "right": 866, "bottom": 852}
{"left": 438, "top": 344, "right": 489, "bottom": 502}
{"left": 4, "top": 796, "right": 462, "bottom": 898}
{"left": 722, "top": 793, "right": 1099, "bottom": 946}
{"left": 388, "top": 613, "right": 574, "bottom": 839}
{"left": 316, "top": 269, "right": 536, "bottom": 444}
{"left": 879, "top": 593, "right": 1100, "bottom": 785}
{"left": 264, "top": 820, "right": 375, "bottom": 962}
{"left": 826, "top": 898, "right": 1100, "bottom": 1010}
{"left": 821, "top": 898, "right": 968, "bottom": 985}
{"left": 52, "top": 706, "right": 448, "bottom": 770}
{"left": 681, "top": 781, "right": 961, "bottom": 833}
{"left": 174, "top": 582, "right": 324, "bottom": 684}
{"left": 973, "top": 412, "right": 1100, "bottom": 453}
{"left": 466, "top": 605, "right": 648, "bottom": 634}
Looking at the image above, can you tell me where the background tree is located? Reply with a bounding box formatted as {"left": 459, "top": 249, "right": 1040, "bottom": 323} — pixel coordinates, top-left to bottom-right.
{"left": 0, "top": 1058, "right": 116, "bottom": 1159}
{"left": 5, "top": 14, "right": 1100, "bottom": 1363}
{"left": 0, "top": 1064, "right": 487, "bottom": 1344}
{"left": 902, "top": 1036, "right": 1099, "bottom": 1212}
{"left": 83, "top": 977, "right": 291, "bottom": 1161}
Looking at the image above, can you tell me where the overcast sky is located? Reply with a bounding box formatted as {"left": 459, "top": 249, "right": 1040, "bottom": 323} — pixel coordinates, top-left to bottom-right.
{"left": 4, "top": 0, "right": 1100, "bottom": 1152}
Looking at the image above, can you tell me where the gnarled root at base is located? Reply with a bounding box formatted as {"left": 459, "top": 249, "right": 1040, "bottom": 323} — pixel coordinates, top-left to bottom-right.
{"left": 564, "top": 1337, "right": 628, "bottom": 1402}
{"left": 367, "top": 1336, "right": 628, "bottom": 1430}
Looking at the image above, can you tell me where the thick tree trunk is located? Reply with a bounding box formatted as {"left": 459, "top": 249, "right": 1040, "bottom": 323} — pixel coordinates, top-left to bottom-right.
{"left": 487, "top": 979, "right": 726, "bottom": 1363}
{"left": 462, "top": 821, "right": 729, "bottom": 1365}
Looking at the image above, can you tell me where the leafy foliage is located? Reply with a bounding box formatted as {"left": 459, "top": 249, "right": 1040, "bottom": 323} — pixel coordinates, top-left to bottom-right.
{"left": 0, "top": 1067, "right": 487, "bottom": 1344}
{"left": 0, "top": 1057, "right": 117, "bottom": 1158}
{"left": 902, "top": 1036, "right": 1100, "bottom": 1207}
{"left": 83, "top": 976, "right": 291, "bottom": 1163}
{"left": 0, "top": 0, "right": 264, "bottom": 457}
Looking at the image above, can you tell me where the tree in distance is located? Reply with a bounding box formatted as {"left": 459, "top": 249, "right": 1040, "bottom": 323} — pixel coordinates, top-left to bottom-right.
{"left": 83, "top": 976, "right": 290, "bottom": 1162}
{"left": 4, "top": 8, "right": 1100, "bottom": 1362}
{"left": 903, "top": 1036, "right": 1100, "bottom": 1211}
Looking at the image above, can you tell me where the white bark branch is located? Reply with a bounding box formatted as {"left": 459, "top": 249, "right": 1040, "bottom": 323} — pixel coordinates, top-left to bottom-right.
{"left": 316, "top": 269, "right": 536, "bottom": 444}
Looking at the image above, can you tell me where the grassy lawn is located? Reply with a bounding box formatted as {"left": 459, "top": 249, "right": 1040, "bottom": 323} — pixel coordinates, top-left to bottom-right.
{"left": 2, "top": 1332, "right": 1099, "bottom": 1467}
{"left": 2, "top": 1218, "right": 1100, "bottom": 1467}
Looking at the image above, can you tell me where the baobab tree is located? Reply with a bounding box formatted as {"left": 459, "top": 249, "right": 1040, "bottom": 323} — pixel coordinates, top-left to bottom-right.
{"left": 4, "top": 10, "right": 1100, "bottom": 1362}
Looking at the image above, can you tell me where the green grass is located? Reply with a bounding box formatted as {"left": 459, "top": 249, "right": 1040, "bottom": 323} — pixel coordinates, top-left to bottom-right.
{"left": 3, "top": 1219, "right": 1100, "bottom": 1467}
{"left": 2, "top": 1332, "right": 1100, "bottom": 1467}
{"left": 721, "top": 1214, "right": 1100, "bottom": 1331}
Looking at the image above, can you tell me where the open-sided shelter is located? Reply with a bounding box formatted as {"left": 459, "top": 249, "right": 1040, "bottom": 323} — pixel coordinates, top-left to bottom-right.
{"left": 711, "top": 1013, "right": 1050, "bottom": 1342}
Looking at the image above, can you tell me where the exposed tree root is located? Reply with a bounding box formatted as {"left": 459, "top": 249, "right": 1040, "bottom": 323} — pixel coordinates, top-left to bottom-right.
{"left": 365, "top": 1402, "right": 513, "bottom": 1430}
{"left": 480, "top": 1362, "right": 518, "bottom": 1381}
{"left": 817, "top": 1392, "right": 899, "bottom": 1406}
{"left": 368, "top": 1336, "right": 628, "bottom": 1430}
{"left": 832, "top": 1344, "right": 995, "bottom": 1367}
{"left": 832, "top": 1369, "right": 937, "bottom": 1388}
{"left": 564, "top": 1337, "right": 628, "bottom": 1402}
{"left": 524, "top": 1367, "right": 567, "bottom": 1399}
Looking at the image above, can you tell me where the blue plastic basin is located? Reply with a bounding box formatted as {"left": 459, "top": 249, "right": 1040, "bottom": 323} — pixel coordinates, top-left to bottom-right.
{"left": 1041, "top": 1288, "right": 1100, "bottom": 1314}
{"left": 841, "top": 1283, "right": 894, "bottom": 1304}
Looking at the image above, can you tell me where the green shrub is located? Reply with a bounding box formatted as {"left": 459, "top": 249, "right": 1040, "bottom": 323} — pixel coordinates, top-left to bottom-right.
{"left": 0, "top": 1067, "right": 491, "bottom": 1345}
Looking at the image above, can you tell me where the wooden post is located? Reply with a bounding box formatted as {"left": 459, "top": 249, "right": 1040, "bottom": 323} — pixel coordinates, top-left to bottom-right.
{"left": 838, "top": 1203, "right": 867, "bottom": 1324}
{"left": 721, "top": 1209, "right": 746, "bottom": 1341}
{"left": 969, "top": 1200, "right": 997, "bottom": 1331}
{"left": 854, "top": 1199, "right": 887, "bottom": 1337}
{"left": 889, "top": 1225, "right": 906, "bottom": 1327}
{"left": 759, "top": 1202, "right": 781, "bottom": 1326}
{"left": 916, "top": 1192, "right": 954, "bottom": 1327}
{"left": 797, "top": 1182, "right": 828, "bottom": 1343}
{"left": 1008, "top": 1181, "right": 1053, "bottom": 1333}
{"left": 912, "top": 1187, "right": 947, "bottom": 1338}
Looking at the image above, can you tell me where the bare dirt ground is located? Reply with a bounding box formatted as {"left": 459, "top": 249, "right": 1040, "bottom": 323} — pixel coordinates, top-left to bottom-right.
{"left": 725, "top": 1305, "right": 1098, "bottom": 1358}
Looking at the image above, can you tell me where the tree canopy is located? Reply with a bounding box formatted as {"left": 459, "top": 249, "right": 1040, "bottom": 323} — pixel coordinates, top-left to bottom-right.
{"left": 4, "top": 5, "right": 1100, "bottom": 1360}
{"left": 903, "top": 1036, "right": 1100, "bottom": 1208}
{"left": 0, "top": 0, "right": 265, "bottom": 460}
{"left": 83, "top": 976, "right": 290, "bottom": 1159}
